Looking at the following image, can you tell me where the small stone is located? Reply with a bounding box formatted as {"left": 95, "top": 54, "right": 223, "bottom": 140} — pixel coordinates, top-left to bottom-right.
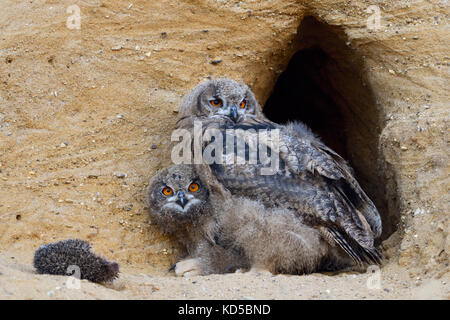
{"left": 111, "top": 45, "right": 122, "bottom": 51}
{"left": 116, "top": 114, "right": 124, "bottom": 119}
{"left": 114, "top": 173, "right": 127, "bottom": 179}
{"left": 47, "top": 290, "right": 55, "bottom": 297}
{"left": 400, "top": 146, "right": 408, "bottom": 151}
{"left": 423, "top": 105, "right": 430, "bottom": 109}
{"left": 135, "top": 45, "right": 140, "bottom": 51}
{"left": 388, "top": 69, "right": 396, "bottom": 75}
{"left": 127, "top": 3, "right": 133, "bottom": 10}
{"left": 211, "top": 58, "right": 222, "bottom": 65}
{"left": 151, "top": 144, "right": 157, "bottom": 149}
{"left": 412, "top": 36, "right": 419, "bottom": 40}
{"left": 145, "top": 52, "right": 152, "bottom": 57}
{"left": 5, "top": 132, "right": 12, "bottom": 136}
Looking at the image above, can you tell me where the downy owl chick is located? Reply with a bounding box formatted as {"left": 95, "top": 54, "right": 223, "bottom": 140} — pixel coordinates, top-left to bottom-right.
{"left": 147, "top": 164, "right": 357, "bottom": 276}
{"left": 146, "top": 164, "right": 249, "bottom": 276}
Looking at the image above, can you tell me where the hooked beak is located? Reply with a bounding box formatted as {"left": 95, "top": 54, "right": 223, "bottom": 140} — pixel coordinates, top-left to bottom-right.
{"left": 176, "top": 191, "right": 187, "bottom": 208}
{"left": 229, "top": 105, "right": 238, "bottom": 123}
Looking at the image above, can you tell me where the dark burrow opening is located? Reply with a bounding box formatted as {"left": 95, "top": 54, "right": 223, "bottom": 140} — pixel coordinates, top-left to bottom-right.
{"left": 263, "top": 16, "right": 400, "bottom": 240}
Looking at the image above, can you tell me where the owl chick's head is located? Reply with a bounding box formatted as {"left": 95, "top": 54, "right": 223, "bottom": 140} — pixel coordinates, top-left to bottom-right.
{"left": 147, "top": 164, "right": 211, "bottom": 234}
{"left": 177, "top": 78, "right": 262, "bottom": 128}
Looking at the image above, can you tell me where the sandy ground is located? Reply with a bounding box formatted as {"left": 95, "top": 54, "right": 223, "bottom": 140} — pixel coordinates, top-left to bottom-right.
{"left": 0, "top": 246, "right": 448, "bottom": 300}
{"left": 0, "top": 251, "right": 448, "bottom": 300}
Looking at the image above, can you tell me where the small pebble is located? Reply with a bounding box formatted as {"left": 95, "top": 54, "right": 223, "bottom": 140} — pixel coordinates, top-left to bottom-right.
{"left": 151, "top": 144, "right": 157, "bottom": 149}
{"left": 111, "top": 45, "right": 122, "bottom": 51}
{"left": 114, "top": 173, "right": 127, "bottom": 179}
{"left": 211, "top": 59, "right": 222, "bottom": 65}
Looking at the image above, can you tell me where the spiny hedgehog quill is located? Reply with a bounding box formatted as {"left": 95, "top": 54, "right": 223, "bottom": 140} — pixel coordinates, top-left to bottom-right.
{"left": 33, "top": 239, "right": 119, "bottom": 283}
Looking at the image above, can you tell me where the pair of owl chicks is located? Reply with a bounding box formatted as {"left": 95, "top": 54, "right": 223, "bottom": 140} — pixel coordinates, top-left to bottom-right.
{"left": 148, "top": 163, "right": 355, "bottom": 276}
{"left": 147, "top": 78, "right": 383, "bottom": 276}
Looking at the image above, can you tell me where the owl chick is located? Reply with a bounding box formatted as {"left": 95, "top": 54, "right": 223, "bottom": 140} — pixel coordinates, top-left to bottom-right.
{"left": 147, "top": 164, "right": 249, "bottom": 276}
{"left": 147, "top": 164, "right": 357, "bottom": 276}
{"left": 176, "top": 78, "right": 383, "bottom": 267}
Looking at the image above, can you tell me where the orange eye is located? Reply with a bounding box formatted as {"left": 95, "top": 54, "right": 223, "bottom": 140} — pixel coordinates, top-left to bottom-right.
{"left": 162, "top": 187, "right": 173, "bottom": 196}
{"left": 209, "top": 99, "right": 223, "bottom": 108}
{"left": 188, "top": 182, "right": 199, "bottom": 192}
{"left": 240, "top": 100, "right": 247, "bottom": 109}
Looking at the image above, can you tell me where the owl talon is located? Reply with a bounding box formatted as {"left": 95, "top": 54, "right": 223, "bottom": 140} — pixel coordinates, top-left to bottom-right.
{"left": 174, "top": 258, "right": 203, "bottom": 277}
{"left": 168, "top": 263, "right": 177, "bottom": 272}
{"left": 247, "top": 267, "right": 273, "bottom": 276}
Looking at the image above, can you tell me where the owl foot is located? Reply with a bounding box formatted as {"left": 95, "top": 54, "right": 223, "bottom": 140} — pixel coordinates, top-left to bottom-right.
{"left": 174, "top": 258, "right": 203, "bottom": 277}
{"left": 247, "top": 266, "right": 273, "bottom": 276}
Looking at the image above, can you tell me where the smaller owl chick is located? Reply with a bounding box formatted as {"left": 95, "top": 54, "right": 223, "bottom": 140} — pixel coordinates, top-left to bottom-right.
{"left": 147, "top": 164, "right": 356, "bottom": 276}
{"left": 147, "top": 164, "right": 249, "bottom": 276}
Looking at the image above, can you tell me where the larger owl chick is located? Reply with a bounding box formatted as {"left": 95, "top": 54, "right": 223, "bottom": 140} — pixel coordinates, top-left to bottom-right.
{"left": 175, "top": 78, "right": 383, "bottom": 267}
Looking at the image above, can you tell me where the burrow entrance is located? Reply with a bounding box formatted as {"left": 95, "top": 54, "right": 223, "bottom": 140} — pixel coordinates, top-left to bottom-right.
{"left": 263, "top": 16, "right": 400, "bottom": 240}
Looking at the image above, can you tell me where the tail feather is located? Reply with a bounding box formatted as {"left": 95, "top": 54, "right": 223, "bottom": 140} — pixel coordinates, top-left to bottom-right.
{"left": 327, "top": 227, "right": 383, "bottom": 266}
{"left": 327, "top": 227, "right": 363, "bottom": 265}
